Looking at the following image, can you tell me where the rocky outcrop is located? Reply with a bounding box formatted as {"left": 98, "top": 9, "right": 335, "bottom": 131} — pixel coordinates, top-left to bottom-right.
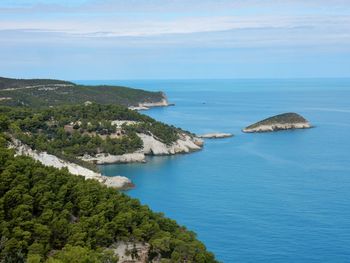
{"left": 12, "top": 131, "right": 202, "bottom": 177}
{"left": 110, "top": 241, "right": 151, "bottom": 263}
{"left": 80, "top": 132, "right": 203, "bottom": 165}
{"left": 111, "top": 120, "right": 139, "bottom": 127}
{"left": 10, "top": 139, "right": 133, "bottom": 190}
{"left": 243, "top": 113, "right": 311, "bottom": 133}
{"left": 129, "top": 93, "right": 171, "bottom": 111}
{"left": 128, "top": 105, "right": 150, "bottom": 111}
{"left": 139, "top": 98, "right": 169, "bottom": 108}
{"left": 138, "top": 133, "right": 203, "bottom": 155}
{"left": 81, "top": 153, "right": 146, "bottom": 164}
{"left": 102, "top": 176, "right": 134, "bottom": 190}
{"left": 198, "top": 133, "right": 233, "bottom": 139}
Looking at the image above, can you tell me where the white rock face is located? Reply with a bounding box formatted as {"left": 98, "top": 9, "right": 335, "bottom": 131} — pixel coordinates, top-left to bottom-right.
{"left": 129, "top": 95, "right": 170, "bottom": 111}
{"left": 101, "top": 176, "right": 134, "bottom": 189}
{"left": 138, "top": 133, "right": 202, "bottom": 155}
{"left": 110, "top": 241, "right": 150, "bottom": 263}
{"left": 139, "top": 98, "right": 169, "bottom": 108}
{"left": 81, "top": 153, "right": 146, "bottom": 164}
{"left": 198, "top": 133, "right": 233, "bottom": 139}
{"left": 10, "top": 139, "right": 133, "bottom": 190}
{"left": 111, "top": 120, "right": 139, "bottom": 128}
{"left": 14, "top": 142, "right": 98, "bottom": 179}
{"left": 81, "top": 132, "right": 203, "bottom": 165}
{"left": 243, "top": 123, "right": 311, "bottom": 133}
{"left": 128, "top": 105, "right": 150, "bottom": 111}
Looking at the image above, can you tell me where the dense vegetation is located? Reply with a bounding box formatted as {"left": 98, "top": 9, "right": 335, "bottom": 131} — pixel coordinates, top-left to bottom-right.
{"left": 0, "top": 77, "right": 165, "bottom": 108}
{"left": 0, "top": 77, "right": 73, "bottom": 90}
{"left": 0, "top": 77, "right": 214, "bottom": 262}
{"left": 245, "top": 112, "right": 309, "bottom": 129}
{"left": 0, "top": 103, "right": 181, "bottom": 169}
{"left": 0, "top": 136, "right": 217, "bottom": 262}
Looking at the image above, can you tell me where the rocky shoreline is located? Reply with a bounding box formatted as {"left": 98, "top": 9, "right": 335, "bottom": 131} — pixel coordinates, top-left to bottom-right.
{"left": 10, "top": 139, "right": 134, "bottom": 190}
{"left": 138, "top": 132, "right": 203, "bottom": 155}
{"left": 81, "top": 132, "right": 203, "bottom": 164}
{"left": 9, "top": 131, "right": 203, "bottom": 190}
{"left": 129, "top": 93, "right": 174, "bottom": 111}
{"left": 81, "top": 153, "right": 146, "bottom": 164}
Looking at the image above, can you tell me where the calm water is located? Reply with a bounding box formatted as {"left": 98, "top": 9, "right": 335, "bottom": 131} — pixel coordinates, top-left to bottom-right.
{"left": 81, "top": 79, "right": 350, "bottom": 262}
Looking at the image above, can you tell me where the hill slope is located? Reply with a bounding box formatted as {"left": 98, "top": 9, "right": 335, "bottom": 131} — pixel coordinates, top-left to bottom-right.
{"left": 0, "top": 137, "right": 217, "bottom": 263}
{"left": 0, "top": 77, "right": 166, "bottom": 108}
{"left": 0, "top": 103, "right": 201, "bottom": 172}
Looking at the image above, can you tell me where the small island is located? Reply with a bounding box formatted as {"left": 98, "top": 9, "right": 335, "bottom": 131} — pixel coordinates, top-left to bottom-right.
{"left": 242, "top": 112, "right": 312, "bottom": 133}
{"left": 198, "top": 133, "right": 233, "bottom": 139}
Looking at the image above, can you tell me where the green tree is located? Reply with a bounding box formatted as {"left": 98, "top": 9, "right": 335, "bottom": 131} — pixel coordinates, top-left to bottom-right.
{"left": 45, "top": 245, "right": 118, "bottom": 263}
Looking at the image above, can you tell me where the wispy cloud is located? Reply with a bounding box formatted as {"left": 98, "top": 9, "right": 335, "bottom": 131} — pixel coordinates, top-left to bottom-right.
{"left": 1, "top": 0, "right": 349, "bottom": 38}
{"left": 1, "top": 15, "right": 349, "bottom": 49}
{"left": 0, "top": 14, "right": 349, "bottom": 34}
{"left": 0, "top": 0, "right": 349, "bottom": 79}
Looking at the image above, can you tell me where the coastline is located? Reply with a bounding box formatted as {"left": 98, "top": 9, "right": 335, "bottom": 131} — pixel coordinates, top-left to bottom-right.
{"left": 4, "top": 95, "right": 203, "bottom": 191}
{"left": 81, "top": 132, "right": 203, "bottom": 164}
{"left": 129, "top": 93, "right": 172, "bottom": 110}
{"left": 10, "top": 138, "right": 134, "bottom": 190}
{"left": 9, "top": 129, "right": 203, "bottom": 190}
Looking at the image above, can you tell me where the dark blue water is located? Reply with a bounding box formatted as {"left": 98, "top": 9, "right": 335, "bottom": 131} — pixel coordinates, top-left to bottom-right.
{"left": 81, "top": 79, "right": 350, "bottom": 262}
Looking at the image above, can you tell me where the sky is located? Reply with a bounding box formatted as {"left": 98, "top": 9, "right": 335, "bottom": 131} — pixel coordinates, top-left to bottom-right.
{"left": 1, "top": 0, "right": 350, "bottom": 80}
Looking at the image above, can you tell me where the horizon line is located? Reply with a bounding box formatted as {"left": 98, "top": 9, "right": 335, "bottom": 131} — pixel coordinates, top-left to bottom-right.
{"left": 2, "top": 75, "right": 350, "bottom": 82}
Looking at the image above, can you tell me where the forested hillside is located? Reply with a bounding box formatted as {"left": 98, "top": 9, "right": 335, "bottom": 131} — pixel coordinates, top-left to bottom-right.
{"left": 0, "top": 136, "right": 217, "bottom": 262}
{"left": 0, "top": 78, "right": 214, "bottom": 263}
{"left": 0, "top": 77, "right": 165, "bottom": 108}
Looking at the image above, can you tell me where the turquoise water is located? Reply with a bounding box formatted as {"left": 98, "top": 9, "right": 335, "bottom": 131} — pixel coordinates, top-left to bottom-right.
{"left": 82, "top": 79, "right": 350, "bottom": 262}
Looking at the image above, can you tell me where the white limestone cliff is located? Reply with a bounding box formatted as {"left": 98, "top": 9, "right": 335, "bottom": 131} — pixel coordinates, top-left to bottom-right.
{"left": 10, "top": 139, "right": 133, "bottom": 190}
{"left": 138, "top": 132, "right": 203, "bottom": 155}
{"left": 81, "top": 153, "right": 146, "bottom": 164}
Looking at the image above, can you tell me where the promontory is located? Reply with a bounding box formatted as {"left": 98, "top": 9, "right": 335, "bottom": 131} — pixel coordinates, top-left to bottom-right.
{"left": 242, "top": 112, "right": 311, "bottom": 133}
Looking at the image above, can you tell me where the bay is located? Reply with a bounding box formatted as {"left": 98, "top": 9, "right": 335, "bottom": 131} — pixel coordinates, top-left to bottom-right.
{"left": 80, "top": 79, "right": 350, "bottom": 262}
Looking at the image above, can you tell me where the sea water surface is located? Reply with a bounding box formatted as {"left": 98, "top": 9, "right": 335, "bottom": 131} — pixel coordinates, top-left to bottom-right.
{"left": 81, "top": 79, "right": 350, "bottom": 262}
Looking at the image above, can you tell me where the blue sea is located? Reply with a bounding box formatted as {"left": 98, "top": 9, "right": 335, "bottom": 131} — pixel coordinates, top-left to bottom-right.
{"left": 81, "top": 79, "right": 350, "bottom": 262}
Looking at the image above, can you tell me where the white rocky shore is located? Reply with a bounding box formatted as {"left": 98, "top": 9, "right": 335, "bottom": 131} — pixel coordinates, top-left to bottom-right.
{"left": 10, "top": 139, "right": 134, "bottom": 190}
{"left": 138, "top": 132, "right": 203, "bottom": 155}
{"left": 139, "top": 98, "right": 169, "bottom": 108}
{"left": 80, "top": 132, "right": 203, "bottom": 165}
{"left": 242, "top": 112, "right": 312, "bottom": 133}
{"left": 8, "top": 131, "right": 203, "bottom": 189}
{"left": 129, "top": 93, "right": 172, "bottom": 111}
{"left": 198, "top": 133, "right": 233, "bottom": 139}
{"left": 81, "top": 153, "right": 146, "bottom": 164}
